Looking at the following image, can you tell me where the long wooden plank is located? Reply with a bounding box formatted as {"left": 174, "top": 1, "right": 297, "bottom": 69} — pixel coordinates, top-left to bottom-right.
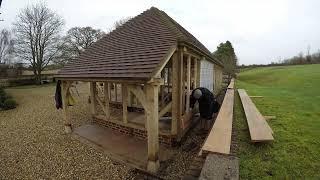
{"left": 202, "top": 89, "right": 234, "bottom": 155}
{"left": 238, "top": 89, "right": 274, "bottom": 142}
{"left": 227, "top": 78, "right": 234, "bottom": 89}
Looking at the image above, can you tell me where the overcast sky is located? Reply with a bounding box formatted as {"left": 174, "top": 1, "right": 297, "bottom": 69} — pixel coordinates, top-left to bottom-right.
{"left": 1, "top": 0, "right": 320, "bottom": 65}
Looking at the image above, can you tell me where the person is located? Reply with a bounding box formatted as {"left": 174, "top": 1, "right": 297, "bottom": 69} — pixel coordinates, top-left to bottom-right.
{"left": 190, "top": 87, "right": 220, "bottom": 130}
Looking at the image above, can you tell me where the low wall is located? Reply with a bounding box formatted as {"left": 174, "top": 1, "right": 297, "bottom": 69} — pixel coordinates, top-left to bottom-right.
{"left": 93, "top": 117, "right": 176, "bottom": 147}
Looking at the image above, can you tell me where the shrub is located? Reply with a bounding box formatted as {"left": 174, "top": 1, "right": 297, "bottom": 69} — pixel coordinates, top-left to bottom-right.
{"left": 0, "top": 87, "right": 17, "bottom": 110}
{"left": 2, "top": 98, "right": 17, "bottom": 110}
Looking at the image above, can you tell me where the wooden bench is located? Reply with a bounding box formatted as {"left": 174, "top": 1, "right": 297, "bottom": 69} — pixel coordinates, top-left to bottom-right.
{"left": 201, "top": 88, "right": 234, "bottom": 155}
{"left": 238, "top": 89, "right": 274, "bottom": 142}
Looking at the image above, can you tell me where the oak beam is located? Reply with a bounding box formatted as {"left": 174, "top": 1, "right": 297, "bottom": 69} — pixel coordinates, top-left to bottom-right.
{"left": 193, "top": 58, "right": 198, "bottom": 88}
{"left": 186, "top": 55, "right": 191, "bottom": 113}
{"left": 122, "top": 84, "right": 128, "bottom": 123}
{"left": 89, "top": 82, "right": 97, "bottom": 116}
{"left": 171, "top": 52, "right": 180, "bottom": 135}
{"left": 104, "top": 82, "right": 110, "bottom": 119}
{"left": 145, "top": 84, "right": 160, "bottom": 173}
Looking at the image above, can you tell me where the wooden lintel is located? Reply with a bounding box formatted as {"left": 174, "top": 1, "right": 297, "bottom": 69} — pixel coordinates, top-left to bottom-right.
{"left": 184, "top": 52, "right": 200, "bottom": 59}
{"left": 56, "top": 77, "right": 147, "bottom": 84}
{"left": 147, "top": 78, "right": 164, "bottom": 85}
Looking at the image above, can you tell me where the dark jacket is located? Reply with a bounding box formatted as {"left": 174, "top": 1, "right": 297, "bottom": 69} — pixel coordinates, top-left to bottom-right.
{"left": 55, "top": 80, "right": 63, "bottom": 109}
{"left": 190, "top": 87, "right": 220, "bottom": 119}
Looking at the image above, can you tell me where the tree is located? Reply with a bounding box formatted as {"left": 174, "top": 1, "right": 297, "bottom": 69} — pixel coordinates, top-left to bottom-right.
{"left": 0, "top": 29, "right": 14, "bottom": 64}
{"left": 108, "top": 17, "right": 131, "bottom": 32}
{"left": 13, "top": 3, "right": 64, "bottom": 84}
{"left": 56, "top": 26, "right": 105, "bottom": 65}
{"left": 213, "top": 41, "right": 237, "bottom": 76}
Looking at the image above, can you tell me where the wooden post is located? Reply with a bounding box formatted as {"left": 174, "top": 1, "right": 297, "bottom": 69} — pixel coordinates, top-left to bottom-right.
{"left": 186, "top": 55, "right": 191, "bottom": 113}
{"left": 193, "top": 58, "right": 198, "bottom": 88}
{"left": 145, "top": 84, "right": 160, "bottom": 173}
{"left": 108, "top": 83, "right": 111, "bottom": 101}
{"left": 180, "top": 51, "right": 184, "bottom": 115}
{"left": 171, "top": 52, "right": 180, "bottom": 135}
{"left": 122, "top": 84, "right": 128, "bottom": 123}
{"left": 104, "top": 82, "right": 110, "bottom": 119}
{"left": 115, "top": 83, "right": 118, "bottom": 102}
{"left": 90, "top": 82, "right": 97, "bottom": 116}
{"left": 62, "top": 81, "right": 72, "bottom": 133}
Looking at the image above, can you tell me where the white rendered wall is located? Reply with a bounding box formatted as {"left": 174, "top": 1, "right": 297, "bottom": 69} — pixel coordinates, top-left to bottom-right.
{"left": 200, "top": 59, "right": 214, "bottom": 92}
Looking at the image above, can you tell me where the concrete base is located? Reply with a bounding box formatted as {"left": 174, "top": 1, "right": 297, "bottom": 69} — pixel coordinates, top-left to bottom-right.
{"left": 147, "top": 160, "right": 160, "bottom": 173}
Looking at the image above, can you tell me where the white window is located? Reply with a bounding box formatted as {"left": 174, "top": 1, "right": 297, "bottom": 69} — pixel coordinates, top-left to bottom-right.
{"left": 200, "top": 59, "right": 214, "bottom": 92}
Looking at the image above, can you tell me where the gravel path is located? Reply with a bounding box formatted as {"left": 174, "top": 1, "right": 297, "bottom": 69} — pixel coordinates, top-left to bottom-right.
{"left": 0, "top": 84, "right": 132, "bottom": 179}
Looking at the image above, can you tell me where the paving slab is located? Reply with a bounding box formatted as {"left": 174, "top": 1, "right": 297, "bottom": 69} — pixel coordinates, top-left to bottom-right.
{"left": 199, "top": 154, "right": 239, "bottom": 180}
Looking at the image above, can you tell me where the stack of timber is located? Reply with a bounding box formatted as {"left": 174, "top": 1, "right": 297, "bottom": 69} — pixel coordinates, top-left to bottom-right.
{"left": 201, "top": 88, "right": 234, "bottom": 155}
{"left": 238, "top": 89, "right": 274, "bottom": 142}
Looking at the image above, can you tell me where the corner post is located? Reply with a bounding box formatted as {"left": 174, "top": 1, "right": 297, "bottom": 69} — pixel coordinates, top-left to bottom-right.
{"left": 104, "top": 82, "right": 110, "bottom": 119}
{"left": 89, "top": 82, "right": 97, "bottom": 117}
{"left": 61, "top": 81, "right": 72, "bottom": 133}
{"left": 145, "top": 83, "right": 160, "bottom": 173}
{"left": 171, "top": 51, "right": 180, "bottom": 135}
{"left": 186, "top": 55, "right": 191, "bottom": 113}
{"left": 122, "top": 83, "right": 128, "bottom": 123}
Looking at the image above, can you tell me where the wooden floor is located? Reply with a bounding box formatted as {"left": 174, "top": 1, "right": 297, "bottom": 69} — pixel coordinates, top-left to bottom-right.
{"left": 73, "top": 124, "right": 173, "bottom": 171}
{"left": 201, "top": 88, "right": 235, "bottom": 155}
{"left": 238, "top": 89, "right": 274, "bottom": 142}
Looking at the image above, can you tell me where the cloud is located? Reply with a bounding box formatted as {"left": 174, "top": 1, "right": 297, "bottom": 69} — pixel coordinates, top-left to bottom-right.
{"left": 1, "top": 0, "right": 320, "bottom": 65}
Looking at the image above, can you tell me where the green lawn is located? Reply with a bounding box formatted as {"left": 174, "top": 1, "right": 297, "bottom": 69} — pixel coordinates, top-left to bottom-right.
{"left": 235, "top": 64, "right": 320, "bottom": 179}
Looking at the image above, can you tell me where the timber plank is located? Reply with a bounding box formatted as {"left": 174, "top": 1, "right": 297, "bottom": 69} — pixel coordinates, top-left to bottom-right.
{"left": 202, "top": 89, "right": 234, "bottom": 155}
{"left": 227, "top": 78, "right": 235, "bottom": 89}
{"left": 238, "top": 89, "right": 274, "bottom": 142}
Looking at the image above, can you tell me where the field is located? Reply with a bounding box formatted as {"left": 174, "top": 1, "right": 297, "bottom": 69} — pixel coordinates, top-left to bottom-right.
{"left": 235, "top": 64, "right": 320, "bottom": 178}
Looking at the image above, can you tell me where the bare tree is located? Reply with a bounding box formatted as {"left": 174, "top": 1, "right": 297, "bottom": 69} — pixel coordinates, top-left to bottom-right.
{"left": 56, "top": 26, "right": 104, "bottom": 65}
{"left": 108, "top": 17, "right": 131, "bottom": 32}
{"left": 13, "top": 3, "right": 64, "bottom": 84}
{"left": 0, "top": 29, "right": 14, "bottom": 64}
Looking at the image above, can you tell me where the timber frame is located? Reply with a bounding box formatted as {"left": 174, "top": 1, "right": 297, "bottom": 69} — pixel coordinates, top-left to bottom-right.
{"left": 57, "top": 44, "right": 223, "bottom": 173}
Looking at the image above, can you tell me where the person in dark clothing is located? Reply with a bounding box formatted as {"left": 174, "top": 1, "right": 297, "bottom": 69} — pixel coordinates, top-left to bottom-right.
{"left": 190, "top": 87, "right": 220, "bottom": 130}
{"left": 55, "top": 80, "right": 63, "bottom": 109}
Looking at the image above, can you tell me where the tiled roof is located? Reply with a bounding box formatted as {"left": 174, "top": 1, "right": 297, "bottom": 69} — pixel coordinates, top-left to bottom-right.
{"left": 56, "top": 7, "right": 222, "bottom": 80}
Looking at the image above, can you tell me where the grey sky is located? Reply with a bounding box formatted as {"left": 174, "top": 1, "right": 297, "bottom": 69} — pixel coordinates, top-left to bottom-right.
{"left": 1, "top": 0, "right": 320, "bottom": 65}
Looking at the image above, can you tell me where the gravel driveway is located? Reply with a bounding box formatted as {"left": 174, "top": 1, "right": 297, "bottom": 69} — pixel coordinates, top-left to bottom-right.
{"left": 0, "top": 83, "right": 204, "bottom": 179}
{"left": 0, "top": 83, "right": 132, "bottom": 179}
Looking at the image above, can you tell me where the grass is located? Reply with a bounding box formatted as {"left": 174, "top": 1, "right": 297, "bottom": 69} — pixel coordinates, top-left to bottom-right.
{"left": 235, "top": 64, "right": 320, "bottom": 179}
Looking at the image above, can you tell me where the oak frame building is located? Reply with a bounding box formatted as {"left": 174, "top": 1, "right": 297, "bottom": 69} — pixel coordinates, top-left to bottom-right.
{"left": 56, "top": 7, "right": 224, "bottom": 173}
